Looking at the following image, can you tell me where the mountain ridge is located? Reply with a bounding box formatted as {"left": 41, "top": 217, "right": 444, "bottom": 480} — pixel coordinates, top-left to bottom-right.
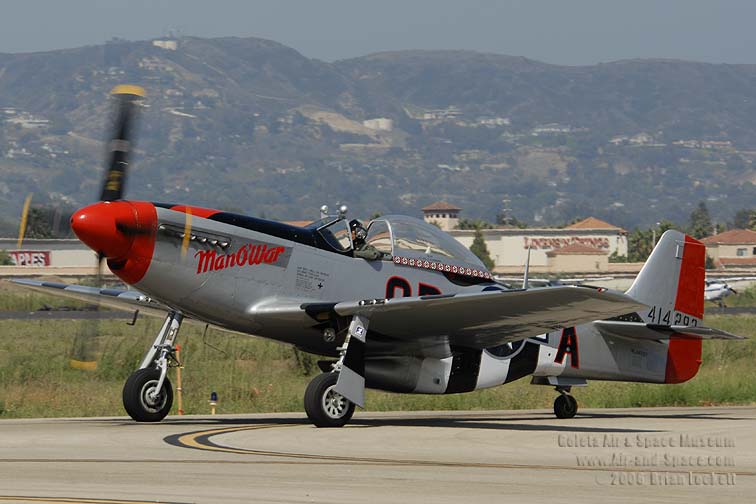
{"left": 1, "top": 35, "right": 756, "bottom": 233}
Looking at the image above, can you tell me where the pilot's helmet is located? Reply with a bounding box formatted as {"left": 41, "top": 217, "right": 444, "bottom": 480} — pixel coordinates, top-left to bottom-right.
{"left": 349, "top": 219, "right": 367, "bottom": 242}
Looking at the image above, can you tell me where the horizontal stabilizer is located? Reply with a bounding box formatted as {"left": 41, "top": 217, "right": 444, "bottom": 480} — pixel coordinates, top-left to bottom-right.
{"left": 594, "top": 320, "right": 746, "bottom": 340}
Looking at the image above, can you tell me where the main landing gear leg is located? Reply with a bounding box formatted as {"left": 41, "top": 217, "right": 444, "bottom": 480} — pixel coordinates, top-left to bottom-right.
{"left": 123, "top": 311, "right": 183, "bottom": 422}
{"left": 304, "top": 314, "right": 368, "bottom": 428}
{"left": 553, "top": 386, "right": 578, "bottom": 419}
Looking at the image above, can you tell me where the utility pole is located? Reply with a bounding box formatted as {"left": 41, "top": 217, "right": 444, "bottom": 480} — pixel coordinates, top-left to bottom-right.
{"left": 498, "top": 197, "right": 512, "bottom": 227}
{"left": 652, "top": 221, "right": 660, "bottom": 245}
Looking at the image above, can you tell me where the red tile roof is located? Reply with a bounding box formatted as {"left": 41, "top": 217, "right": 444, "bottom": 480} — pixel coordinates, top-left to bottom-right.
{"left": 546, "top": 244, "right": 607, "bottom": 256}
{"left": 565, "top": 217, "right": 624, "bottom": 231}
{"left": 702, "top": 229, "right": 756, "bottom": 245}
{"left": 717, "top": 257, "right": 756, "bottom": 266}
{"left": 422, "top": 201, "right": 462, "bottom": 212}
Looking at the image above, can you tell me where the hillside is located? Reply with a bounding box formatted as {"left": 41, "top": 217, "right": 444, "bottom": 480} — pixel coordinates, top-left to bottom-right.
{"left": 2, "top": 36, "right": 756, "bottom": 232}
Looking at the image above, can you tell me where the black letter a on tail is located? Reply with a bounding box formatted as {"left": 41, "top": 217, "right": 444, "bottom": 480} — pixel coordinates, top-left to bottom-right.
{"left": 555, "top": 327, "right": 579, "bottom": 368}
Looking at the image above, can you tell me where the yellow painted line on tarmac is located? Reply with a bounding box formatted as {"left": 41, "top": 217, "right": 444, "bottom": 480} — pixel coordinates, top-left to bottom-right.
{"left": 0, "top": 497, "right": 184, "bottom": 504}
{"left": 167, "top": 424, "right": 756, "bottom": 477}
{"left": 174, "top": 423, "right": 282, "bottom": 455}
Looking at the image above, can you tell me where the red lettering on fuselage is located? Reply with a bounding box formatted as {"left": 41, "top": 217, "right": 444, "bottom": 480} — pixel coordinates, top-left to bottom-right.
{"left": 195, "top": 244, "right": 286, "bottom": 274}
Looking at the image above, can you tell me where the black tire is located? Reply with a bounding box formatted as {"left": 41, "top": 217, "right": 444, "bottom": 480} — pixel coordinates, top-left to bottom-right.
{"left": 554, "top": 394, "right": 578, "bottom": 419}
{"left": 304, "top": 373, "right": 355, "bottom": 428}
{"left": 122, "top": 368, "right": 173, "bottom": 422}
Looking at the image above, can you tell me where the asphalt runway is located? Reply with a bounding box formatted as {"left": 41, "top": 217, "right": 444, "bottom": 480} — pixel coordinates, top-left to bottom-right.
{"left": 0, "top": 407, "right": 753, "bottom": 504}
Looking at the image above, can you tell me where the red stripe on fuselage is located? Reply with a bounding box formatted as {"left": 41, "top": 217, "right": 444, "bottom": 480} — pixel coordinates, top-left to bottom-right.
{"left": 168, "top": 205, "right": 221, "bottom": 219}
{"left": 673, "top": 235, "right": 705, "bottom": 319}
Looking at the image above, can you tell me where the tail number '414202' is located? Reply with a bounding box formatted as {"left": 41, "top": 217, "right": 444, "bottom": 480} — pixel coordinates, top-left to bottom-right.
{"left": 647, "top": 306, "right": 698, "bottom": 326}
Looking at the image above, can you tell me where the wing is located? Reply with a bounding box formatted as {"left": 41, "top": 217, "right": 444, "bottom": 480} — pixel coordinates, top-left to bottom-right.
{"left": 8, "top": 279, "right": 254, "bottom": 339}
{"left": 6, "top": 278, "right": 170, "bottom": 317}
{"left": 331, "top": 286, "right": 645, "bottom": 352}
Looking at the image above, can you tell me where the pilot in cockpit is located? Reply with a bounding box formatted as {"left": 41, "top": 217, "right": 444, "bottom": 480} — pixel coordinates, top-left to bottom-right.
{"left": 349, "top": 219, "right": 382, "bottom": 261}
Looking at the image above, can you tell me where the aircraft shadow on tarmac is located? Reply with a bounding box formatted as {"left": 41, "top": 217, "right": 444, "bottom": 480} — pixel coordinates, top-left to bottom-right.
{"left": 571, "top": 410, "right": 754, "bottom": 421}
{"left": 350, "top": 417, "right": 660, "bottom": 433}
{"left": 63, "top": 412, "right": 743, "bottom": 433}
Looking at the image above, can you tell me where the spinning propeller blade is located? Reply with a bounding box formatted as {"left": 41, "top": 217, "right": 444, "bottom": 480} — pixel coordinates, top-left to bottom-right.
{"left": 69, "top": 253, "right": 105, "bottom": 371}
{"left": 70, "top": 85, "right": 146, "bottom": 371}
{"left": 99, "top": 85, "right": 145, "bottom": 202}
{"left": 16, "top": 193, "right": 33, "bottom": 249}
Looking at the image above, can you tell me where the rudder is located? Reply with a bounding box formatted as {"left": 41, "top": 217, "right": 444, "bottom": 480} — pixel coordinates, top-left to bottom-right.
{"left": 626, "top": 230, "right": 705, "bottom": 326}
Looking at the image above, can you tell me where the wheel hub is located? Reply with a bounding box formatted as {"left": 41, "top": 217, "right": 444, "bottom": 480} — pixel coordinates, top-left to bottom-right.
{"left": 140, "top": 380, "right": 166, "bottom": 413}
{"left": 322, "top": 385, "right": 348, "bottom": 419}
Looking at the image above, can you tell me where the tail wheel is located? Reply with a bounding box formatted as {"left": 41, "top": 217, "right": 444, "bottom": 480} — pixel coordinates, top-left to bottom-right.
{"left": 123, "top": 368, "right": 173, "bottom": 422}
{"left": 304, "top": 373, "right": 355, "bottom": 428}
{"left": 554, "top": 394, "right": 578, "bottom": 419}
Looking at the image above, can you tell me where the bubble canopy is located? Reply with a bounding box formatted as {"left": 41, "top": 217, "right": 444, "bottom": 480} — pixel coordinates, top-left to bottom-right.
{"left": 367, "top": 215, "right": 487, "bottom": 271}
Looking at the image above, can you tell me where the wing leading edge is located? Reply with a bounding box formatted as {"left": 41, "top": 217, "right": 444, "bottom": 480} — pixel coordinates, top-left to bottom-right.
{"left": 7, "top": 278, "right": 169, "bottom": 316}
{"left": 333, "top": 286, "right": 646, "bottom": 350}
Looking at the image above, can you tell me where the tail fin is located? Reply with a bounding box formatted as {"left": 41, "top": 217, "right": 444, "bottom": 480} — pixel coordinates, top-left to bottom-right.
{"left": 626, "top": 230, "right": 705, "bottom": 326}
{"left": 625, "top": 230, "right": 706, "bottom": 384}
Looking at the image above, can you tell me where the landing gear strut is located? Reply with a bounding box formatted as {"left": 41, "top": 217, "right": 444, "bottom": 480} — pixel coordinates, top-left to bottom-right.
{"left": 553, "top": 387, "right": 578, "bottom": 419}
{"left": 123, "top": 311, "right": 183, "bottom": 422}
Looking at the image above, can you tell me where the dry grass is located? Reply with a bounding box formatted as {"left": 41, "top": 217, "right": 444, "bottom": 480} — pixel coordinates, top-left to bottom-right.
{"left": 0, "top": 286, "right": 754, "bottom": 418}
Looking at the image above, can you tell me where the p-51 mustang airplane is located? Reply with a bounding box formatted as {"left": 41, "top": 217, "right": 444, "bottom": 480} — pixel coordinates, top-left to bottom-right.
{"left": 11, "top": 87, "right": 744, "bottom": 427}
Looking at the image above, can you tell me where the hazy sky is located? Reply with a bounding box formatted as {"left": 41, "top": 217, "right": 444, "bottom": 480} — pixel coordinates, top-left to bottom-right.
{"left": 2, "top": 0, "right": 755, "bottom": 65}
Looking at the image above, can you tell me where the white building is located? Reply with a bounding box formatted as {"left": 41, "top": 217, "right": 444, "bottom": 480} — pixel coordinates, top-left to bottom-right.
{"left": 362, "top": 118, "right": 393, "bottom": 132}
{"left": 6, "top": 114, "right": 50, "bottom": 129}
{"left": 702, "top": 229, "right": 756, "bottom": 269}
{"left": 0, "top": 238, "right": 100, "bottom": 277}
{"left": 152, "top": 39, "right": 178, "bottom": 51}
{"left": 450, "top": 216, "right": 627, "bottom": 273}
{"left": 422, "top": 201, "right": 461, "bottom": 231}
